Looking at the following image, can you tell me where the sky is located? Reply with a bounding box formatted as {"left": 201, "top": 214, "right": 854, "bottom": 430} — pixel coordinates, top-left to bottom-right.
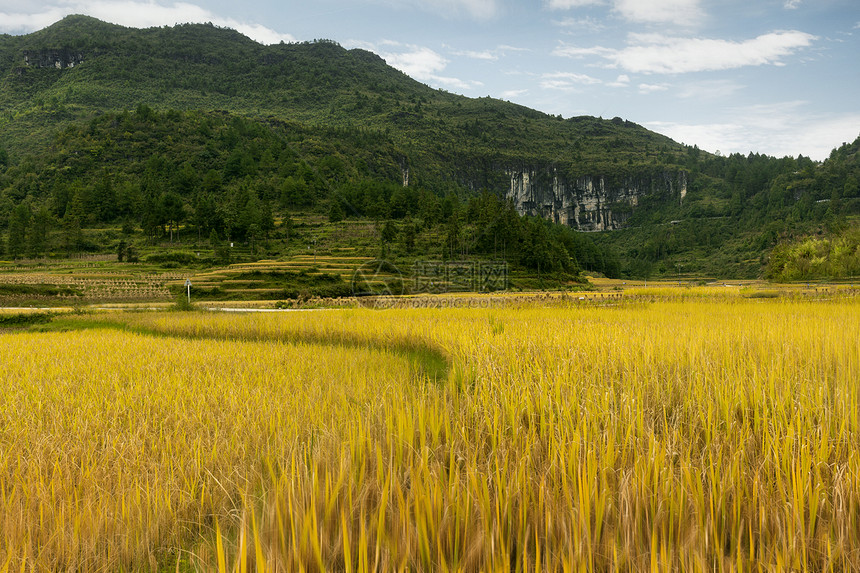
{"left": 2, "top": 0, "right": 859, "bottom": 160}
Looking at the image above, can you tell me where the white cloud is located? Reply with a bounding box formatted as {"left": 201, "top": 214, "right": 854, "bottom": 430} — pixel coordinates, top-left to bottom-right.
{"left": 434, "top": 76, "right": 484, "bottom": 91}
{"left": 546, "top": 0, "right": 605, "bottom": 9}
{"left": 607, "top": 73, "right": 630, "bottom": 87}
{"left": 552, "top": 44, "right": 615, "bottom": 58}
{"left": 616, "top": 31, "right": 816, "bottom": 73}
{"left": 540, "top": 71, "right": 602, "bottom": 91}
{"left": 0, "top": 1, "right": 294, "bottom": 43}
{"left": 231, "top": 23, "right": 294, "bottom": 45}
{"left": 351, "top": 40, "right": 482, "bottom": 92}
{"left": 553, "top": 16, "right": 606, "bottom": 32}
{"left": 384, "top": 46, "right": 450, "bottom": 78}
{"left": 547, "top": 0, "right": 701, "bottom": 26}
{"left": 497, "top": 44, "right": 530, "bottom": 53}
{"left": 453, "top": 49, "right": 498, "bottom": 61}
{"left": 676, "top": 79, "right": 743, "bottom": 99}
{"left": 646, "top": 104, "right": 860, "bottom": 160}
{"left": 501, "top": 89, "right": 529, "bottom": 99}
{"left": 544, "top": 71, "right": 602, "bottom": 83}
{"left": 0, "top": 7, "right": 68, "bottom": 32}
{"left": 446, "top": 44, "right": 528, "bottom": 61}
{"left": 638, "top": 82, "right": 669, "bottom": 94}
{"left": 612, "top": 0, "right": 703, "bottom": 26}
{"left": 392, "top": 0, "right": 499, "bottom": 20}
{"left": 555, "top": 31, "right": 816, "bottom": 74}
{"left": 784, "top": 0, "right": 801, "bottom": 8}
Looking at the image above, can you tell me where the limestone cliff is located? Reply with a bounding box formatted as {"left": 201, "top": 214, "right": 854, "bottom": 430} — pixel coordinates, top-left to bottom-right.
{"left": 503, "top": 166, "right": 687, "bottom": 231}
{"left": 22, "top": 49, "right": 84, "bottom": 69}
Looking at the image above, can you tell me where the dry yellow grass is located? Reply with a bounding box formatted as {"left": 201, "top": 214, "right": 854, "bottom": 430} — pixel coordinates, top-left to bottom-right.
{"left": 0, "top": 329, "right": 417, "bottom": 571}
{"left": 2, "top": 297, "right": 859, "bottom": 571}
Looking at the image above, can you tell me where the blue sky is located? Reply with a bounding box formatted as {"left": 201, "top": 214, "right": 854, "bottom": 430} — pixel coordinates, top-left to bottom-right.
{"left": 2, "top": 0, "right": 858, "bottom": 160}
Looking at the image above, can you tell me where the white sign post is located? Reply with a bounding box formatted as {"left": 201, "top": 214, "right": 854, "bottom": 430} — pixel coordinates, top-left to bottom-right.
{"left": 185, "top": 279, "right": 192, "bottom": 305}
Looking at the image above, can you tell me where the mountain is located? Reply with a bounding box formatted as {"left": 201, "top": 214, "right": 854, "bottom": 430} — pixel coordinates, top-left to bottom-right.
{"left": 0, "top": 16, "right": 687, "bottom": 197}
{"left": 0, "top": 15, "right": 858, "bottom": 279}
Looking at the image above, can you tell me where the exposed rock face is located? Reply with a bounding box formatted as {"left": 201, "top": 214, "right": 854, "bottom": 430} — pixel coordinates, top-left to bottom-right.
{"left": 505, "top": 166, "right": 687, "bottom": 231}
{"left": 23, "top": 49, "right": 84, "bottom": 69}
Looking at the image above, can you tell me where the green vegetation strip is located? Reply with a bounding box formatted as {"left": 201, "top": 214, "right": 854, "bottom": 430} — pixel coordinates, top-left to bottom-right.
{"left": 0, "top": 312, "right": 55, "bottom": 328}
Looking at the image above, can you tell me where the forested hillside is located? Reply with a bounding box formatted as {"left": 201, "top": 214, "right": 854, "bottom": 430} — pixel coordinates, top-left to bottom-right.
{"left": 0, "top": 106, "right": 618, "bottom": 278}
{"left": 1, "top": 15, "right": 858, "bottom": 280}
{"left": 592, "top": 137, "right": 860, "bottom": 277}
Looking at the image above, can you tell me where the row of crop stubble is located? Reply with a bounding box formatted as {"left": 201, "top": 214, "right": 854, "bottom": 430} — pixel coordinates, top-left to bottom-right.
{"left": 1, "top": 298, "right": 859, "bottom": 571}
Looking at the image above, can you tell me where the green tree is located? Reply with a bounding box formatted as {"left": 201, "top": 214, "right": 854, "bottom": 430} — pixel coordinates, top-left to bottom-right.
{"left": 418, "top": 190, "right": 442, "bottom": 227}
{"left": 28, "top": 207, "right": 51, "bottom": 257}
{"left": 125, "top": 244, "right": 139, "bottom": 263}
{"left": 115, "top": 181, "right": 141, "bottom": 221}
{"left": 329, "top": 199, "right": 345, "bottom": 223}
{"left": 173, "top": 161, "right": 198, "bottom": 195}
{"left": 161, "top": 192, "right": 185, "bottom": 242}
{"left": 280, "top": 176, "right": 310, "bottom": 208}
{"left": 259, "top": 200, "right": 275, "bottom": 241}
{"left": 389, "top": 188, "right": 409, "bottom": 218}
{"left": 117, "top": 239, "right": 127, "bottom": 262}
{"left": 7, "top": 204, "right": 30, "bottom": 259}
{"left": 444, "top": 213, "right": 461, "bottom": 259}
{"left": 401, "top": 219, "right": 417, "bottom": 253}
{"left": 193, "top": 193, "right": 223, "bottom": 239}
{"left": 141, "top": 192, "right": 164, "bottom": 241}
{"left": 92, "top": 173, "right": 117, "bottom": 221}
{"left": 519, "top": 217, "right": 558, "bottom": 273}
{"left": 845, "top": 175, "right": 859, "bottom": 198}
{"left": 210, "top": 230, "right": 230, "bottom": 263}
{"left": 629, "top": 258, "right": 654, "bottom": 283}
{"left": 380, "top": 220, "right": 397, "bottom": 257}
{"left": 202, "top": 169, "right": 223, "bottom": 194}
{"left": 62, "top": 213, "right": 83, "bottom": 257}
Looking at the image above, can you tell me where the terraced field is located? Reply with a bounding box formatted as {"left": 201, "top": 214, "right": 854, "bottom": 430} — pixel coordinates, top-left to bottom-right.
{"left": 0, "top": 251, "right": 390, "bottom": 305}
{"left": 0, "top": 268, "right": 176, "bottom": 304}
{"left": 2, "top": 252, "right": 857, "bottom": 309}
{"left": 177, "top": 253, "right": 381, "bottom": 299}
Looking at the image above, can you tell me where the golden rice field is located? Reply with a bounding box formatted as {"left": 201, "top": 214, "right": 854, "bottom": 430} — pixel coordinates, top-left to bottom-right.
{"left": 1, "top": 297, "right": 859, "bottom": 571}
